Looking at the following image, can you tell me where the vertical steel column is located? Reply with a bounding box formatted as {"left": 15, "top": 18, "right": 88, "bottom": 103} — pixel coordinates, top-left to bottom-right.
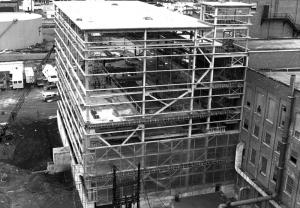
{"left": 239, "top": 10, "right": 250, "bottom": 133}
{"left": 142, "top": 29, "right": 147, "bottom": 118}
{"left": 206, "top": 7, "right": 218, "bottom": 130}
{"left": 186, "top": 29, "right": 198, "bottom": 189}
{"left": 83, "top": 32, "right": 90, "bottom": 123}
{"left": 141, "top": 29, "right": 147, "bottom": 187}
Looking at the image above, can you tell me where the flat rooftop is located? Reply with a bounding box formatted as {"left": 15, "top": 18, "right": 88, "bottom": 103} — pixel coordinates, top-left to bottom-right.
{"left": 261, "top": 71, "right": 300, "bottom": 90}
{"left": 199, "top": 1, "right": 252, "bottom": 8}
{"left": 249, "top": 39, "right": 300, "bottom": 50}
{"left": 54, "top": 1, "right": 211, "bottom": 31}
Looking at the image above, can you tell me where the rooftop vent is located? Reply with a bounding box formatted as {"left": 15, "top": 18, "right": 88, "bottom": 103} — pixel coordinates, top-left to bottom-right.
{"left": 144, "top": 16, "right": 153, "bottom": 20}
{"left": 112, "top": 3, "right": 118, "bottom": 6}
{"left": 76, "top": 18, "right": 82, "bottom": 21}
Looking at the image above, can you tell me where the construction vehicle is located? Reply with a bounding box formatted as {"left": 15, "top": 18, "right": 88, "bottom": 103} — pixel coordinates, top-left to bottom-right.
{"left": 0, "top": 87, "right": 31, "bottom": 142}
{"left": 34, "top": 45, "right": 56, "bottom": 87}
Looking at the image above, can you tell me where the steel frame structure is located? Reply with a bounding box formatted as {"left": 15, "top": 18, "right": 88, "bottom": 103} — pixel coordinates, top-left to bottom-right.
{"left": 54, "top": 1, "right": 252, "bottom": 207}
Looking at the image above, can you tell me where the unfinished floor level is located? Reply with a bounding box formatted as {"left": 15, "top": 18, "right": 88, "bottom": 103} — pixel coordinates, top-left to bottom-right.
{"left": 54, "top": 1, "right": 252, "bottom": 207}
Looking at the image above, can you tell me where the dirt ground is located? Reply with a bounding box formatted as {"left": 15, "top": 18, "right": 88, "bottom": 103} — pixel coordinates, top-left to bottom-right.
{"left": 0, "top": 87, "right": 83, "bottom": 208}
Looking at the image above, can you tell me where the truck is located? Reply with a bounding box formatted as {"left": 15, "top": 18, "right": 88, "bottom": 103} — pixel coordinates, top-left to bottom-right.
{"left": 42, "top": 64, "right": 58, "bottom": 83}
{"left": 24, "top": 67, "right": 35, "bottom": 84}
{"left": 34, "top": 45, "right": 56, "bottom": 87}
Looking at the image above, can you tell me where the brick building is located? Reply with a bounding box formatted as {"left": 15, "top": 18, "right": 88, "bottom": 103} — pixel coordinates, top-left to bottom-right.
{"left": 238, "top": 68, "right": 300, "bottom": 208}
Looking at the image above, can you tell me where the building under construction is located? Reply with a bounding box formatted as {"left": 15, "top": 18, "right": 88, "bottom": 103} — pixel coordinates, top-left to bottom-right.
{"left": 54, "top": 1, "right": 252, "bottom": 207}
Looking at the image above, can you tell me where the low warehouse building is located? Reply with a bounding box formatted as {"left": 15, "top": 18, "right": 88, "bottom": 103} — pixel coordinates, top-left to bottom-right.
{"left": 0, "top": 61, "right": 24, "bottom": 89}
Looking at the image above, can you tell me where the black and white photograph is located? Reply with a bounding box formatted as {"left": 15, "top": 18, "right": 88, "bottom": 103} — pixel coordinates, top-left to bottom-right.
{"left": 0, "top": 0, "right": 299, "bottom": 207}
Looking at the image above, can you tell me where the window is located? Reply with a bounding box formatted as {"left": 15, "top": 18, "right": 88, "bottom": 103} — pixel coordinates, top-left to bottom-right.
{"left": 260, "top": 157, "right": 267, "bottom": 175}
{"left": 294, "top": 113, "right": 300, "bottom": 139}
{"left": 18, "top": 81, "right": 22, "bottom": 83}
{"left": 253, "top": 125, "right": 260, "bottom": 138}
{"left": 276, "top": 141, "right": 282, "bottom": 154}
{"left": 243, "top": 118, "right": 249, "bottom": 130}
{"left": 13, "top": 81, "right": 17, "bottom": 84}
{"left": 285, "top": 175, "right": 295, "bottom": 195}
{"left": 289, "top": 150, "right": 298, "bottom": 165}
{"left": 263, "top": 132, "right": 271, "bottom": 145}
{"left": 255, "top": 93, "right": 264, "bottom": 115}
{"left": 266, "top": 98, "right": 276, "bottom": 123}
{"left": 272, "top": 166, "right": 278, "bottom": 183}
{"left": 250, "top": 148, "right": 256, "bottom": 165}
{"left": 279, "top": 105, "right": 287, "bottom": 128}
{"left": 245, "top": 88, "right": 252, "bottom": 108}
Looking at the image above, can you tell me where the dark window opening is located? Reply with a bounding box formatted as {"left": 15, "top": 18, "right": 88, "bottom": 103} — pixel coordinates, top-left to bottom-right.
{"left": 276, "top": 141, "right": 282, "bottom": 154}
{"left": 253, "top": 125, "right": 260, "bottom": 138}
{"left": 246, "top": 101, "right": 251, "bottom": 107}
{"left": 250, "top": 148, "right": 256, "bottom": 165}
{"left": 260, "top": 157, "right": 267, "bottom": 175}
{"left": 272, "top": 166, "right": 278, "bottom": 183}
{"left": 243, "top": 118, "right": 249, "bottom": 130}
{"left": 290, "top": 150, "right": 298, "bottom": 165}
{"left": 256, "top": 105, "right": 261, "bottom": 114}
{"left": 295, "top": 130, "right": 300, "bottom": 139}
{"left": 280, "top": 105, "right": 287, "bottom": 127}
{"left": 255, "top": 93, "right": 264, "bottom": 115}
{"left": 264, "top": 132, "right": 271, "bottom": 145}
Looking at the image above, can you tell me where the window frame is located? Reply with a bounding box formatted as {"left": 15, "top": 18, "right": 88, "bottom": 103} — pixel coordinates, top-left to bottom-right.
{"left": 253, "top": 124, "right": 260, "bottom": 139}
{"left": 243, "top": 118, "right": 249, "bottom": 131}
{"left": 255, "top": 92, "right": 264, "bottom": 116}
{"left": 266, "top": 98, "right": 276, "bottom": 124}
{"left": 272, "top": 165, "right": 278, "bottom": 183}
{"left": 263, "top": 131, "right": 271, "bottom": 146}
{"left": 293, "top": 113, "right": 300, "bottom": 140}
{"left": 275, "top": 141, "right": 282, "bottom": 154}
{"left": 260, "top": 156, "right": 268, "bottom": 176}
{"left": 289, "top": 149, "right": 298, "bottom": 166}
{"left": 284, "top": 175, "right": 295, "bottom": 196}
{"left": 250, "top": 148, "right": 256, "bottom": 166}
{"left": 244, "top": 87, "right": 252, "bottom": 109}
{"left": 279, "top": 105, "right": 287, "bottom": 128}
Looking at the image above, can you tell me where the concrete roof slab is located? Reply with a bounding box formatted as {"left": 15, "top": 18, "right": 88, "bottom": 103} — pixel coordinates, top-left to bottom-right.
{"left": 199, "top": 1, "right": 252, "bottom": 8}
{"left": 54, "top": 1, "right": 211, "bottom": 31}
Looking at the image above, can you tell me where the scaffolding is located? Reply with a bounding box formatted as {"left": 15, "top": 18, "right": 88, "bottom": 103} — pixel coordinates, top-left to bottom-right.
{"left": 54, "top": 1, "right": 252, "bottom": 207}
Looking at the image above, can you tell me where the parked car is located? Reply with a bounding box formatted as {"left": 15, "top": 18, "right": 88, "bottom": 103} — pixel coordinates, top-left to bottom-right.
{"left": 43, "top": 83, "right": 57, "bottom": 90}
{"left": 42, "top": 91, "right": 60, "bottom": 102}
